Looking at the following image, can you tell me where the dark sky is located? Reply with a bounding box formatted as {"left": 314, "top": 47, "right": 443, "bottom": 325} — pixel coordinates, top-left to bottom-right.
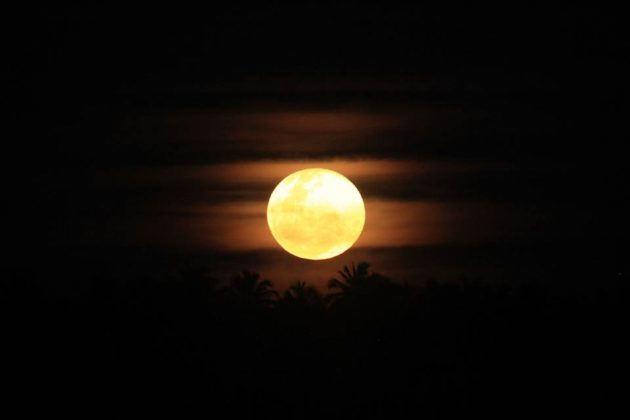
{"left": 7, "top": 4, "right": 627, "bottom": 289}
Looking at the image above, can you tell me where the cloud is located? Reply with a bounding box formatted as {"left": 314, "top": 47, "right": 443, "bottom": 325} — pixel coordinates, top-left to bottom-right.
{"left": 92, "top": 158, "right": 520, "bottom": 202}
{"left": 109, "top": 103, "right": 487, "bottom": 165}
{"left": 44, "top": 155, "right": 575, "bottom": 258}
{"left": 112, "top": 195, "right": 543, "bottom": 255}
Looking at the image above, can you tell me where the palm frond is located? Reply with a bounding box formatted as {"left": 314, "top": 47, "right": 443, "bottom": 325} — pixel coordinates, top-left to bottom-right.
{"left": 328, "top": 278, "right": 349, "bottom": 291}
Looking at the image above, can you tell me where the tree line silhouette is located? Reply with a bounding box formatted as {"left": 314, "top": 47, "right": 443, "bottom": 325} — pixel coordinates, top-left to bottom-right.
{"left": 1, "top": 261, "right": 626, "bottom": 417}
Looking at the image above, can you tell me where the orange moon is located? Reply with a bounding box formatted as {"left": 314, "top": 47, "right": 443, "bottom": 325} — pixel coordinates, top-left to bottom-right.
{"left": 267, "top": 168, "right": 365, "bottom": 260}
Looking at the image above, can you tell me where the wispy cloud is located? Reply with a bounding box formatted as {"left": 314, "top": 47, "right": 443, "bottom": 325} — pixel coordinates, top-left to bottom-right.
{"left": 47, "top": 157, "right": 552, "bottom": 252}
{"left": 110, "top": 103, "right": 485, "bottom": 165}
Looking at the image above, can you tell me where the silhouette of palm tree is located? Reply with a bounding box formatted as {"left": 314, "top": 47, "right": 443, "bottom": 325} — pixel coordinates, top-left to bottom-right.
{"left": 328, "top": 262, "right": 371, "bottom": 293}
{"left": 282, "top": 281, "right": 324, "bottom": 307}
{"left": 327, "top": 262, "right": 391, "bottom": 306}
{"left": 227, "top": 270, "right": 278, "bottom": 308}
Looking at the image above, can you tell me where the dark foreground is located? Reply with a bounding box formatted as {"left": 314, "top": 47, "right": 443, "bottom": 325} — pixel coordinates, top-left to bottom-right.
{"left": 2, "top": 261, "right": 627, "bottom": 418}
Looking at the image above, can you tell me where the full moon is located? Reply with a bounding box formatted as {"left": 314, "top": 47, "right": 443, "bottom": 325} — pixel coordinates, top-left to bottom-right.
{"left": 267, "top": 168, "right": 366, "bottom": 260}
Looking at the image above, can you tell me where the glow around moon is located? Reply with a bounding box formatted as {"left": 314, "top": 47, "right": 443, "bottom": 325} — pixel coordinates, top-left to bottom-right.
{"left": 267, "top": 168, "right": 365, "bottom": 260}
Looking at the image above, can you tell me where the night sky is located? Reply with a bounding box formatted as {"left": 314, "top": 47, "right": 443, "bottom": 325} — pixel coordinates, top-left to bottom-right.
{"left": 4, "top": 4, "right": 628, "bottom": 415}
{"left": 10, "top": 4, "right": 625, "bottom": 290}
